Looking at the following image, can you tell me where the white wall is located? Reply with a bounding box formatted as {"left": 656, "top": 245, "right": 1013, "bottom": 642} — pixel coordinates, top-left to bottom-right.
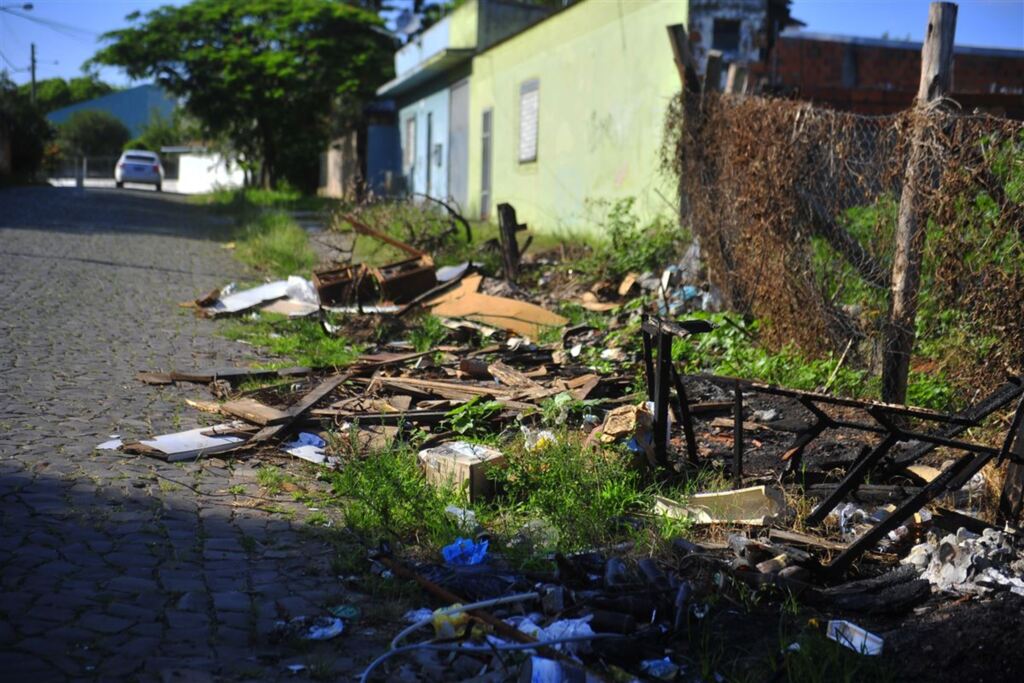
{"left": 175, "top": 153, "right": 245, "bottom": 194}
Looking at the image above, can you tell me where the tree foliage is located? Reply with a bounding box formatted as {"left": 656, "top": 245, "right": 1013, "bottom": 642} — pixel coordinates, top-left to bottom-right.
{"left": 58, "top": 110, "right": 131, "bottom": 157}
{"left": 0, "top": 74, "right": 53, "bottom": 178}
{"left": 91, "top": 0, "right": 395, "bottom": 190}
{"left": 20, "top": 75, "right": 115, "bottom": 114}
{"left": 125, "top": 108, "right": 187, "bottom": 152}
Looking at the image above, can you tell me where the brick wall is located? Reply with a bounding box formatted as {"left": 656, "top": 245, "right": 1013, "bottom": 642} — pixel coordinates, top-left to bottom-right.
{"left": 750, "top": 35, "right": 1024, "bottom": 116}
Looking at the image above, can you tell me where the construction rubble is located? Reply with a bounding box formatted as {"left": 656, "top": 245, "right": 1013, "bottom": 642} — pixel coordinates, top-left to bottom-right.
{"left": 105, "top": 210, "right": 1024, "bottom": 682}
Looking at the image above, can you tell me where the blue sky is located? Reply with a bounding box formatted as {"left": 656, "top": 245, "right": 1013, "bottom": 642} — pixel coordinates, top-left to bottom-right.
{"left": 2, "top": 0, "right": 1022, "bottom": 87}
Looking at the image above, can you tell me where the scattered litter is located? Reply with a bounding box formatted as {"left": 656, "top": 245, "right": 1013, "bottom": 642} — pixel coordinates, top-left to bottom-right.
{"left": 436, "top": 262, "right": 471, "bottom": 282}
{"left": 522, "top": 427, "right": 557, "bottom": 453}
{"left": 826, "top": 620, "right": 883, "bottom": 655}
{"left": 121, "top": 424, "right": 245, "bottom": 462}
{"left": 418, "top": 442, "right": 506, "bottom": 502}
{"left": 329, "top": 605, "right": 360, "bottom": 620}
{"left": 285, "top": 432, "right": 326, "bottom": 449}
{"left": 274, "top": 615, "right": 344, "bottom": 641}
{"left": 654, "top": 485, "right": 786, "bottom": 525}
{"left": 96, "top": 436, "right": 123, "bottom": 450}
{"left": 442, "top": 537, "right": 489, "bottom": 566}
{"left": 903, "top": 528, "right": 1024, "bottom": 596}
{"left": 432, "top": 606, "right": 472, "bottom": 638}
{"left": 445, "top": 505, "right": 480, "bottom": 532}
{"left": 751, "top": 408, "right": 780, "bottom": 422}
{"left": 640, "top": 657, "right": 680, "bottom": 680}
{"left": 205, "top": 280, "right": 289, "bottom": 316}
{"left": 428, "top": 275, "right": 568, "bottom": 338}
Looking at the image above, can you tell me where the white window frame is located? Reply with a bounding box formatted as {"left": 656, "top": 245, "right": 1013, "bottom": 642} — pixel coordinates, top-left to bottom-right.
{"left": 404, "top": 117, "right": 416, "bottom": 171}
{"left": 518, "top": 79, "right": 539, "bottom": 164}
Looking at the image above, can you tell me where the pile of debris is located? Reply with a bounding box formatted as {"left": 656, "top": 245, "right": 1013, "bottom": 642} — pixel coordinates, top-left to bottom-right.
{"left": 106, "top": 204, "right": 1024, "bottom": 680}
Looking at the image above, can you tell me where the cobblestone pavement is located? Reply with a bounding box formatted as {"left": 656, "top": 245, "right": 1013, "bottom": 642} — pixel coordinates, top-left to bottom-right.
{"left": 0, "top": 187, "right": 384, "bottom": 682}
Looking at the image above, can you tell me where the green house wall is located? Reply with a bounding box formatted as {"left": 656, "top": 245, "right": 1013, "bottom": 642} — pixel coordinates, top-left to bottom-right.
{"left": 466, "top": 0, "right": 688, "bottom": 237}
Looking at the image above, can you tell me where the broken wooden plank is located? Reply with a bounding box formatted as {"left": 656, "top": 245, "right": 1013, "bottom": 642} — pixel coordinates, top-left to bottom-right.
{"left": 244, "top": 373, "right": 352, "bottom": 447}
{"left": 220, "top": 398, "right": 290, "bottom": 426}
{"left": 488, "top": 361, "right": 541, "bottom": 390}
{"left": 310, "top": 408, "right": 451, "bottom": 425}
{"left": 138, "top": 366, "right": 312, "bottom": 385}
{"left": 931, "top": 506, "right": 998, "bottom": 536}
{"left": 137, "top": 371, "right": 174, "bottom": 385}
{"left": 769, "top": 528, "right": 847, "bottom": 552}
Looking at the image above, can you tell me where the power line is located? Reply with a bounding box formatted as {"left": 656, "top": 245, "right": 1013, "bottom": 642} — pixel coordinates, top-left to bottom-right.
{"left": 0, "top": 46, "right": 28, "bottom": 71}
{"left": 4, "top": 7, "right": 97, "bottom": 43}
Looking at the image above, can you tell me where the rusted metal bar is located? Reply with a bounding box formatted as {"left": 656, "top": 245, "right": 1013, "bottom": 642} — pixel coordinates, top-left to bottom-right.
{"left": 652, "top": 330, "right": 672, "bottom": 468}
{"left": 701, "top": 374, "right": 974, "bottom": 425}
{"left": 823, "top": 449, "right": 987, "bottom": 577}
{"left": 805, "top": 434, "right": 899, "bottom": 527}
{"left": 671, "top": 365, "right": 699, "bottom": 464}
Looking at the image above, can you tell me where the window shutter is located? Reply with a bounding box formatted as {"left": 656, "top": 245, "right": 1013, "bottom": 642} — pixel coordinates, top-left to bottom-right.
{"left": 518, "top": 80, "right": 539, "bottom": 163}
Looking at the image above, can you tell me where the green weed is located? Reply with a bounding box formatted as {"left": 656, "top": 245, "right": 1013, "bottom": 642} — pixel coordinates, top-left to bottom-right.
{"left": 221, "top": 313, "right": 363, "bottom": 369}
{"left": 408, "top": 314, "right": 447, "bottom": 352}
{"left": 256, "top": 466, "right": 290, "bottom": 495}
{"left": 489, "top": 432, "right": 648, "bottom": 552}
{"left": 443, "top": 396, "right": 504, "bottom": 438}
{"left": 234, "top": 211, "right": 316, "bottom": 277}
{"left": 328, "top": 442, "right": 461, "bottom": 547}
{"left": 580, "top": 197, "right": 686, "bottom": 279}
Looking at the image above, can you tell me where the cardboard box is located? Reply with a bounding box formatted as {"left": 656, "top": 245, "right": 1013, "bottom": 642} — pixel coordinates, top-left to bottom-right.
{"left": 418, "top": 441, "right": 506, "bottom": 502}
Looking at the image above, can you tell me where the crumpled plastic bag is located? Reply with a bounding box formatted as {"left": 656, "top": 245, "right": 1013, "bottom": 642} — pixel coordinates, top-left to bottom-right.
{"left": 442, "top": 537, "right": 489, "bottom": 566}
{"left": 285, "top": 432, "right": 326, "bottom": 449}
{"left": 285, "top": 275, "right": 319, "bottom": 305}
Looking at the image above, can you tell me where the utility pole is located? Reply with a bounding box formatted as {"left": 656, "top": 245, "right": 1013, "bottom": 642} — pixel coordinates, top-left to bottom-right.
{"left": 30, "top": 42, "right": 36, "bottom": 104}
{"left": 881, "top": 2, "right": 957, "bottom": 404}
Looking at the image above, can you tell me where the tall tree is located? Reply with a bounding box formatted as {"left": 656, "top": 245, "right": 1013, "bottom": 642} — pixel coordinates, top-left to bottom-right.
{"left": 0, "top": 74, "right": 53, "bottom": 177}
{"left": 90, "top": 0, "right": 394, "bottom": 190}
{"left": 20, "top": 75, "right": 115, "bottom": 113}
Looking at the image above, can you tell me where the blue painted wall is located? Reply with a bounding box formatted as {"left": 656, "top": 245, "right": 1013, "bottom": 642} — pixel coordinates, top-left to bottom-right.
{"left": 399, "top": 87, "right": 450, "bottom": 199}
{"left": 46, "top": 84, "right": 175, "bottom": 137}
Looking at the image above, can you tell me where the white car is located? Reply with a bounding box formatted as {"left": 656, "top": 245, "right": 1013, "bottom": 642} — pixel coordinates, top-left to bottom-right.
{"left": 115, "top": 150, "right": 164, "bottom": 191}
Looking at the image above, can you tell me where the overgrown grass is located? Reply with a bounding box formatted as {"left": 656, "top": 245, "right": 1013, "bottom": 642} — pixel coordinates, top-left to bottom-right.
{"left": 673, "top": 312, "right": 955, "bottom": 409}
{"left": 328, "top": 442, "right": 463, "bottom": 548}
{"left": 234, "top": 211, "right": 317, "bottom": 278}
{"left": 487, "top": 432, "right": 650, "bottom": 553}
{"left": 579, "top": 197, "right": 687, "bottom": 280}
{"left": 195, "top": 186, "right": 335, "bottom": 213}
{"left": 221, "top": 312, "right": 363, "bottom": 369}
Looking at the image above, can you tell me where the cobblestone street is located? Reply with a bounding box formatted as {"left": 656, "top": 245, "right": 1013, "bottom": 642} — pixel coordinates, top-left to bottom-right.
{"left": 0, "top": 187, "right": 379, "bottom": 681}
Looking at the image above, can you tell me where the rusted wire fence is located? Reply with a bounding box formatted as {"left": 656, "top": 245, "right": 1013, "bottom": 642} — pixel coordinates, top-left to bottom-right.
{"left": 662, "top": 91, "right": 1024, "bottom": 399}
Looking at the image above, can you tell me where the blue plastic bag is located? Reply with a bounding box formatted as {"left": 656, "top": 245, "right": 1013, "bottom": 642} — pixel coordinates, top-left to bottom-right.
{"left": 285, "top": 432, "right": 326, "bottom": 449}
{"left": 442, "top": 537, "right": 488, "bottom": 566}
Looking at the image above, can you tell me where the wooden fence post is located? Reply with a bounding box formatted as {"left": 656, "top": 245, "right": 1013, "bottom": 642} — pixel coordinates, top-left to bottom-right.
{"left": 881, "top": 2, "right": 957, "bottom": 404}
{"left": 725, "top": 63, "right": 748, "bottom": 95}
{"left": 665, "top": 24, "right": 702, "bottom": 95}
{"left": 704, "top": 50, "right": 723, "bottom": 93}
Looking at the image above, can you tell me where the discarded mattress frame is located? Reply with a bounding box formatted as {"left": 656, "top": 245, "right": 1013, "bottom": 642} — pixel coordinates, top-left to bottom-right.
{"left": 642, "top": 314, "right": 1024, "bottom": 577}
